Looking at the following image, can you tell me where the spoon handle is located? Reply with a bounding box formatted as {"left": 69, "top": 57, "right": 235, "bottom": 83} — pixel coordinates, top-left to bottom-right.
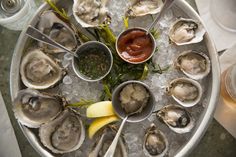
{"left": 146, "top": 0, "right": 175, "bottom": 34}
{"left": 26, "top": 25, "right": 76, "bottom": 56}
{"left": 104, "top": 116, "right": 128, "bottom": 157}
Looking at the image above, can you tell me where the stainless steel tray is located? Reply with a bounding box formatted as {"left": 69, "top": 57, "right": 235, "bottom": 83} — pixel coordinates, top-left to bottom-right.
{"left": 10, "top": 0, "right": 220, "bottom": 156}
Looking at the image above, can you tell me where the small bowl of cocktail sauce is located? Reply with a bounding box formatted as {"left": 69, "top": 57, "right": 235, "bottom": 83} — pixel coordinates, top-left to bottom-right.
{"left": 72, "top": 41, "right": 113, "bottom": 82}
{"left": 116, "top": 27, "right": 156, "bottom": 64}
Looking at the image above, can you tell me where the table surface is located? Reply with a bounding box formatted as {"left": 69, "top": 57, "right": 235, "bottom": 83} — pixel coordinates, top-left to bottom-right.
{"left": 0, "top": 0, "right": 236, "bottom": 157}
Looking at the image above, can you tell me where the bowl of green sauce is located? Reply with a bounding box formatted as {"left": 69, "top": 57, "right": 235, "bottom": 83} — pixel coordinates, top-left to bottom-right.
{"left": 72, "top": 41, "right": 113, "bottom": 82}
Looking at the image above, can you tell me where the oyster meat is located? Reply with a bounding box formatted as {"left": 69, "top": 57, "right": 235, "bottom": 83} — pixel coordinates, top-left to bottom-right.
{"left": 38, "top": 10, "right": 78, "bottom": 53}
{"left": 119, "top": 83, "right": 150, "bottom": 114}
{"left": 39, "top": 109, "right": 85, "bottom": 154}
{"left": 166, "top": 78, "right": 202, "bottom": 107}
{"left": 156, "top": 104, "right": 195, "bottom": 134}
{"left": 89, "top": 125, "right": 127, "bottom": 157}
{"left": 20, "top": 49, "right": 64, "bottom": 90}
{"left": 73, "top": 0, "right": 111, "bottom": 27}
{"left": 126, "top": 0, "right": 163, "bottom": 18}
{"left": 143, "top": 123, "right": 168, "bottom": 157}
{"left": 169, "top": 18, "right": 206, "bottom": 45}
{"left": 13, "top": 89, "right": 63, "bottom": 128}
{"left": 175, "top": 50, "right": 211, "bottom": 80}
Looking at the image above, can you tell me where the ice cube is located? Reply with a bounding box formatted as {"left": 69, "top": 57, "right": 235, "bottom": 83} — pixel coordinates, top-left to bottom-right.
{"left": 63, "top": 75, "right": 73, "bottom": 85}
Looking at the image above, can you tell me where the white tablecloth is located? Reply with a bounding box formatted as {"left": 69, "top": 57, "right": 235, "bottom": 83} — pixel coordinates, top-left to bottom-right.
{"left": 196, "top": 0, "right": 236, "bottom": 52}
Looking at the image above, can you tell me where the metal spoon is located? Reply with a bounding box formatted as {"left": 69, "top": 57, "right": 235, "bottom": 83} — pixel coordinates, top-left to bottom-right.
{"left": 104, "top": 109, "right": 139, "bottom": 157}
{"left": 104, "top": 116, "right": 128, "bottom": 157}
{"left": 25, "top": 25, "right": 79, "bottom": 58}
{"left": 104, "top": 81, "right": 155, "bottom": 157}
{"left": 146, "top": 0, "right": 176, "bottom": 34}
{"left": 104, "top": 110, "right": 141, "bottom": 157}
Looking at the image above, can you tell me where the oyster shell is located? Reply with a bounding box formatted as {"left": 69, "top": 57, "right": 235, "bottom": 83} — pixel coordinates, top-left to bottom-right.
{"left": 166, "top": 78, "right": 202, "bottom": 107}
{"left": 89, "top": 125, "right": 128, "bottom": 157}
{"left": 169, "top": 18, "right": 206, "bottom": 45}
{"left": 126, "top": 0, "right": 164, "bottom": 18}
{"left": 72, "top": 0, "right": 111, "bottom": 28}
{"left": 20, "top": 49, "right": 64, "bottom": 90}
{"left": 156, "top": 104, "right": 195, "bottom": 134}
{"left": 13, "top": 89, "right": 63, "bottom": 128}
{"left": 39, "top": 109, "right": 85, "bottom": 154}
{"left": 175, "top": 50, "right": 211, "bottom": 80}
{"left": 143, "top": 123, "right": 168, "bottom": 157}
{"left": 38, "top": 10, "right": 78, "bottom": 53}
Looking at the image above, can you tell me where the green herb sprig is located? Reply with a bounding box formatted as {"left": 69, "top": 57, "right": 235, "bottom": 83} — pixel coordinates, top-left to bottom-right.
{"left": 97, "top": 25, "right": 116, "bottom": 46}
{"left": 151, "top": 61, "right": 170, "bottom": 74}
{"left": 44, "top": 0, "right": 69, "bottom": 20}
{"left": 151, "top": 28, "right": 160, "bottom": 39}
{"left": 123, "top": 16, "right": 129, "bottom": 29}
{"left": 140, "top": 63, "right": 149, "bottom": 80}
{"left": 66, "top": 99, "right": 95, "bottom": 108}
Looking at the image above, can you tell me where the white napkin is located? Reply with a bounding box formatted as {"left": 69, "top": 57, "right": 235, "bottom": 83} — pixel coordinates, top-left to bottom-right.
{"left": 214, "top": 43, "right": 236, "bottom": 139}
{"left": 0, "top": 92, "right": 22, "bottom": 157}
{"left": 195, "top": 0, "right": 236, "bottom": 52}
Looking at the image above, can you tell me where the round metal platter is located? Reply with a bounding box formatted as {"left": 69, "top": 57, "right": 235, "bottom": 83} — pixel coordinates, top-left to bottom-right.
{"left": 10, "top": 0, "right": 220, "bottom": 156}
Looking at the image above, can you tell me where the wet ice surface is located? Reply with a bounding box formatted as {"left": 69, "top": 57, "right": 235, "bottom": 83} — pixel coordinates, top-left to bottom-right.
{"left": 107, "top": 0, "right": 130, "bottom": 34}
{"left": 59, "top": 66, "right": 103, "bottom": 104}
{"left": 59, "top": 4, "right": 209, "bottom": 157}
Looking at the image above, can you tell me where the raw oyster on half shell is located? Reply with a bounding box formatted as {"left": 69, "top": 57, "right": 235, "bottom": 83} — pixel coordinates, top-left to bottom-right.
{"left": 156, "top": 104, "right": 195, "bottom": 134}
{"left": 13, "top": 89, "right": 63, "bottom": 128}
{"left": 39, "top": 109, "right": 85, "bottom": 154}
{"left": 143, "top": 123, "right": 168, "bottom": 157}
{"left": 20, "top": 49, "right": 64, "bottom": 90}
{"left": 126, "top": 0, "right": 163, "bottom": 18}
{"left": 37, "top": 10, "right": 79, "bottom": 53}
{"left": 175, "top": 50, "right": 211, "bottom": 80}
{"left": 72, "top": 0, "right": 111, "bottom": 27}
{"left": 166, "top": 78, "right": 202, "bottom": 107}
{"left": 169, "top": 18, "right": 205, "bottom": 45}
{"left": 89, "top": 125, "right": 128, "bottom": 157}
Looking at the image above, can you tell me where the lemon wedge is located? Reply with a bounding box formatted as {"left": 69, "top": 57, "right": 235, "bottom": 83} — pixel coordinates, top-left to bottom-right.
{"left": 88, "top": 115, "right": 120, "bottom": 139}
{"left": 86, "top": 101, "right": 116, "bottom": 118}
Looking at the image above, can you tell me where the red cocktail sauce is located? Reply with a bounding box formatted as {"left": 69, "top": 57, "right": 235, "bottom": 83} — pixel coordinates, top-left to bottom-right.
{"left": 117, "top": 29, "right": 154, "bottom": 63}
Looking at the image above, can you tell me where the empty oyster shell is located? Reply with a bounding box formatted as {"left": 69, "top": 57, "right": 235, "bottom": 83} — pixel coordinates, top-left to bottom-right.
{"left": 13, "top": 89, "right": 63, "bottom": 128}
{"left": 175, "top": 50, "right": 211, "bottom": 80}
{"left": 72, "top": 0, "right": 111, "bottom": 28}
{"left": 143, "top": 123, "right": 168, "bottom": 157}
{"left": 126, "top": 0, "right": 163, "bottom": 18}
{"left": 169, "top": 18, "right": 206, "bottom": 45}
{"left": 166, "top": 78, "right": 202, "bottom": 107}
{"left": 156, "top": 104, "right": 195, "bottom": 134}
{"left": 39, "top": 109, "right": 85, "bottom": 154}
{"left": 89, "top": 125, "right": 128, "bottom": 157}
{"left": 38, "top": 10, "right": 78, "bottom": 53}
{"left": 20, "top": 49, "right": 64, "bottom": 90}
